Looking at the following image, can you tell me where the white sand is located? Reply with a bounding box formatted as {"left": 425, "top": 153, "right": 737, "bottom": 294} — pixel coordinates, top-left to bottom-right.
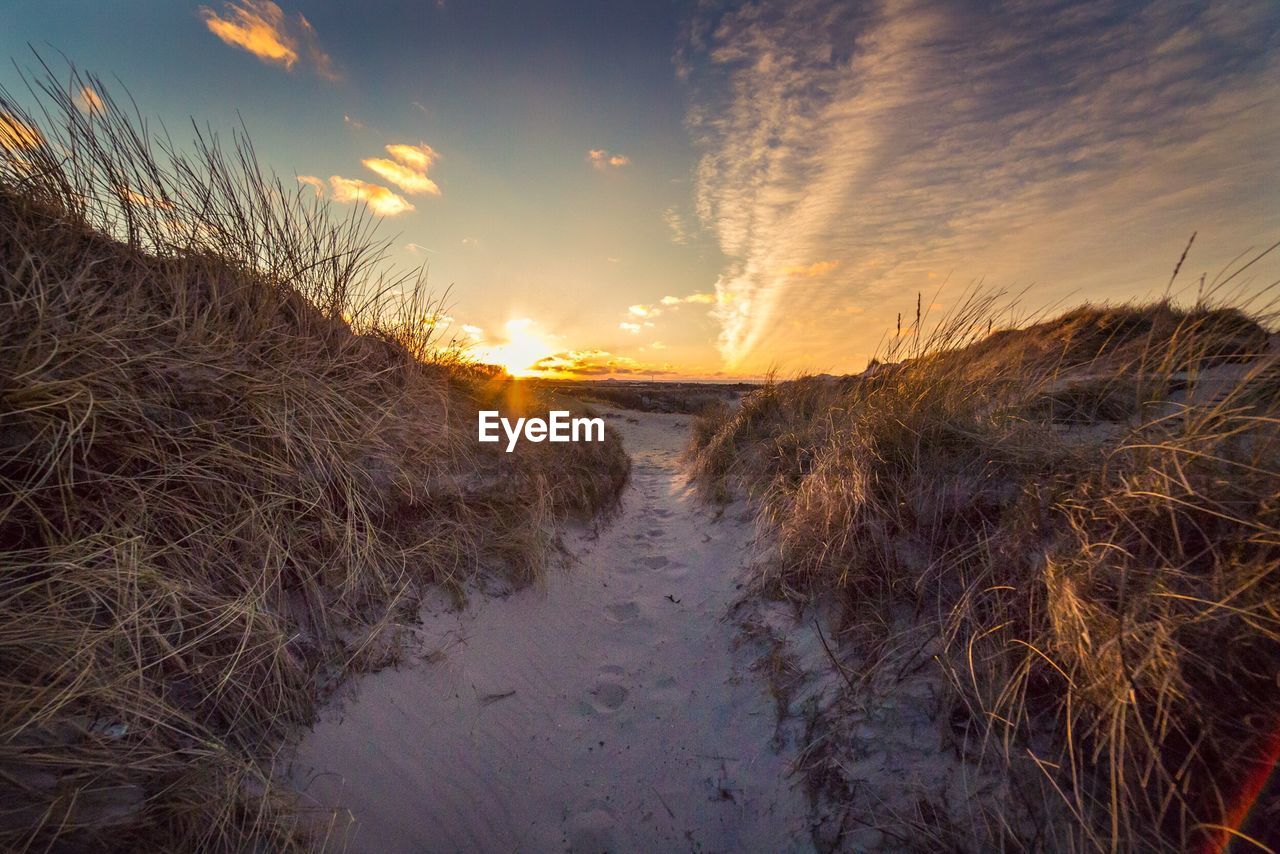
{"left": 289, "top": 409, "right": 813, "bottom": 852}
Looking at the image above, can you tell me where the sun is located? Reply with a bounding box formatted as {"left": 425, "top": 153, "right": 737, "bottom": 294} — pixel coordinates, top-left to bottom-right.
{"left": 479, "top": 318, "right": 555, "bottom": 377}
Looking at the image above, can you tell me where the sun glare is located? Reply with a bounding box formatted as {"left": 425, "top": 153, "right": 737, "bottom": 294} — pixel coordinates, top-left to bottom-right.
{"left": 479, "top": 318, "right": 554, "bottom": 377}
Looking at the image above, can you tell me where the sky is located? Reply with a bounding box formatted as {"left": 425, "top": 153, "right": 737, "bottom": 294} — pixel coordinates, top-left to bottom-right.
{"left": 2, "top": 0, "right": 1277, "bottom": 379}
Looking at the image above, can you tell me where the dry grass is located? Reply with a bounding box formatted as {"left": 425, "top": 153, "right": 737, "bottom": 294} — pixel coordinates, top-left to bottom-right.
{"left": 689, "top": 279, "right": 1280, "bottom": 850}
{"left": 0, "top": 65, "right": 627, "bottom": 851}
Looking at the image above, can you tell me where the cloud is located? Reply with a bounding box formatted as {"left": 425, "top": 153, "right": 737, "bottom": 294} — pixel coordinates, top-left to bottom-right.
{"left": 385, "top": 143, "right": 436, "bottom": 172}
{"left": 328, "top": 176, "right": 413, "bottom": 216}
{"left": 75, "top": 86, "right": 104, "bottom": 114}
{"left": 200, "top": 1, "right": 295, "bottom": 67}
{"left": 618, "top": 293, "right": 715, "bottom": 334}
{"left": 660, "top": 292, "right": 715, "bottom": 306}
{"left": 296, "top": 174, "right": 325, "bottom": 197}
{"left": 664, "top": 206, "right": 694, "bottom": 243}
{"left": 199, "top": 0, "right": 339, "bottom": 79}
{"left": 117, "top": 186, "right": 173, "bottom": 209}
{"left": 363, "top": 158, "right": 439, "bottom": 195}
{"left": 0, "top": 112, "right": 43, "bottom": 150}
{"left": 303, "top": 142, "right": 438, "bottom": 215}
{"left": 683, "top": 0, "right": 1280, "bottom": 369}
{"left": 531, "top": 350, "right": 674, "bottom": 377}
{"left": 588, "top": 148, "right": 630, "bottom": 170}
{"left": 362, "top": 142, "right": 440, "bottom": 195}
{"left": 343, "top": 114, "right": 365, "bottom": 130}
{"left": 783, "top": 260, "right": 839, "bottom": 279}
{"left": 296, "top": 13, "right": 339, "bottom": 80}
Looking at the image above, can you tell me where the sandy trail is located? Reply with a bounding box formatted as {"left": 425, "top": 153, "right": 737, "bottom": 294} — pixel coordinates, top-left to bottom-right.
{"left": 290, "top": 410, "right": 812, "bottom": 852}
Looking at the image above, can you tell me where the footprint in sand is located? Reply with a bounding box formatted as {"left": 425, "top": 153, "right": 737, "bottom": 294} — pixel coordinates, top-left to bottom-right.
{"left": 588, "top": 669, "right": 629, "bottom": 713}
{"left": 605, "top": 601, "right": 641, "bottom": 623}
{"left": 639, "top": 555, "right": 669, "bottom": 569}
{"left": 566, "top": 804, "right": 616, "bottom": 852}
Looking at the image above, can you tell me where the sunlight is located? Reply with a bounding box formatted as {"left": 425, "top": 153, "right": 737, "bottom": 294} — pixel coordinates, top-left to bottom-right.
{"left": 478, "top": 317, "right": 555, "bottom": 377}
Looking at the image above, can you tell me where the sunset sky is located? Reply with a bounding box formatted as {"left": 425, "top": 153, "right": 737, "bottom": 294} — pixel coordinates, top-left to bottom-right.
{"left": 3, "top": 0, "right": 1278, "bottom": 378}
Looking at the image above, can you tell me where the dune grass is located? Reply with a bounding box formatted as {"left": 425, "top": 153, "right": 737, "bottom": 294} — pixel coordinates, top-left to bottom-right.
{"left": 0, "top": 66, "right": 627, "bottom": 851}
{"left": 688, "top": 281, "right": 1279, "bottom": 850}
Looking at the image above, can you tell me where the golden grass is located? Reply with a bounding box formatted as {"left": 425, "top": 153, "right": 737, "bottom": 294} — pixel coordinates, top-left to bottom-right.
{"left": 0, "top": 65, "right": 627, "bottom": 850}
{"left": 688, "top": 280, "right": 1280, "bottom": 850}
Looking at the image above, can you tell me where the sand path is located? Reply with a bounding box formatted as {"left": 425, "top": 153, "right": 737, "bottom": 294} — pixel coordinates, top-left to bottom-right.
{"left": 290, "top": 409, "right": 812, "bottom": 852}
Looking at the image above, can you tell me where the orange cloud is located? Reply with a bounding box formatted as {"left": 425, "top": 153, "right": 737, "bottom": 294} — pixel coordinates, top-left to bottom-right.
{"left": 362, "top": 143, "right": 440, "bottom": 196}
{"left": 588, "top": 148, "right": 630, "bottom": 169}
{"left": 117, "top": 186, "right": 173, "bottom": 209}
{"left": 0, "top": 112, "right": 42, "bottom": 150}
{"left": 531, "top": 349, "right": 673, "bottom": 377}
{"left": 384, "top": 143, "right": 437, "bottom": 173}
{"left": 783, "top": 260, "right": 841, "bottom": 279}
{"left": 328, "top": 176, "right": 413, "bottom": 216}
{"left": 363, "top": 158, "right": 440, "bottom": 194}
{"left": 200, "top": 1, "right": 338, "bottom": 79}
{"left": 200, "top": 1, "right": 297, "bottom": 67}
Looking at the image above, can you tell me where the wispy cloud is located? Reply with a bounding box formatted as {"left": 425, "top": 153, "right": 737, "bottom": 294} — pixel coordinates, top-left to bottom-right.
{"left": 588, "top": 148, "right": 630, "bottom": 169}
{"left": 784, "top": 260, "right": 839, "bottom": 279}
{"left": 664, "top": 206, "right": 694, "bottom": 244}
{"left": 296, "top": 174, "right": 325, "bottom": 197}
{"left": 199, "top": 0, "right": 339, "bottom": 79}
{"left": 362, "top": 143, "right": 440, "bottom": 195}
{"left": 328, "top": 176, "right": 413, "bottom": 216}
{"left": 683, "top": 0, "right": 1280, "bottom": 368}
{"left": 295, "top": 11, "right": 339, "bottom": 79}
